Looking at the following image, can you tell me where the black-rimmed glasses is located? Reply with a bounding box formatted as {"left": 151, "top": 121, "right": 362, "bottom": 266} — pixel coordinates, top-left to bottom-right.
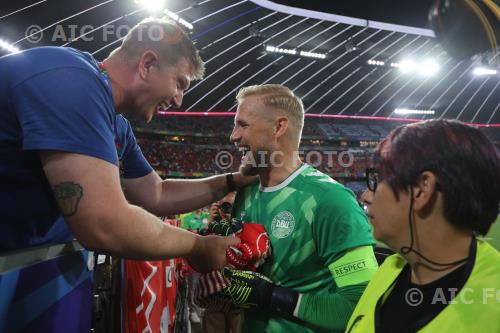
{"left": 366, "top": 168, "right": 379, "bottom": 192}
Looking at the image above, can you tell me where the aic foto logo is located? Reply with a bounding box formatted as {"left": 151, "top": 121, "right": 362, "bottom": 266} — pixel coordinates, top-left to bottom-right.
{"left": 271, "top": 211, "right": 295, "bottom": 239}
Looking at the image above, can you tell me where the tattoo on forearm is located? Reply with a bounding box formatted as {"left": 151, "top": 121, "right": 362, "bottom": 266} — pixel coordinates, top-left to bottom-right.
{"left": 53, "top": 182, "right": 83, "bottom": 217}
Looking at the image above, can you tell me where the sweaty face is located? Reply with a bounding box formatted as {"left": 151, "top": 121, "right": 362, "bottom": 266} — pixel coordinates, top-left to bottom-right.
{"left": 136, "top": 57, "right": 193, "bottom": 122}
{"left": 230, "top": 96, "right": 274, "bottom": 176}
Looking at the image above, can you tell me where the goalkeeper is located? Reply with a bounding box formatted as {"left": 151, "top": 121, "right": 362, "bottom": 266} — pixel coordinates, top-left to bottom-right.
{"left": 201, "top": 84, "right": 378, "bottom": 333}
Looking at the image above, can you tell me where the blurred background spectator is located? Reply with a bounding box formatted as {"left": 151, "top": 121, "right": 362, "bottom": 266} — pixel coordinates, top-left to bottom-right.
{"left": 132, "top": 115, "right": 499, "bottom": 199}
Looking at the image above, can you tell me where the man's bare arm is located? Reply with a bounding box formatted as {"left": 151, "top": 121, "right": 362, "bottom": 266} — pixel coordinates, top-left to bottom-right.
{"left": 40, "top": 151, "right": 238, "bottom": 271}
{"left": 122, "top": 171, "right": 256, "bottom": 216}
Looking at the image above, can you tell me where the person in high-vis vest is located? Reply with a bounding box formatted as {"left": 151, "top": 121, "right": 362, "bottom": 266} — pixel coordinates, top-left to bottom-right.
{"left": 346, "top": 119, "right": 500, "bottom": 333}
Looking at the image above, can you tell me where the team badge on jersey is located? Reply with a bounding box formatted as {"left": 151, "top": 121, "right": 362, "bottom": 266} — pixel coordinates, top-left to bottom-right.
{"left": 271, "top": 211, "right": 295, "bottom": 239}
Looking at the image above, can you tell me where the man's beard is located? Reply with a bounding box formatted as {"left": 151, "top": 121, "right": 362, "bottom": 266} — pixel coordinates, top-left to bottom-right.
{"left": 239, "top": 163, "right": 260, "bottom": 176}
{"left": 239, "top": 150, "right": 271, "bottom": 176}
{"left": 122, "top": 107, "right": 154, "bottom": 123}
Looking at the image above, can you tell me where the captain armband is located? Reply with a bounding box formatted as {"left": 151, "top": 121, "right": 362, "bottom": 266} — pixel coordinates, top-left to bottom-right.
{"left": 328, "top": 246, "right": 379, "bottom": 288}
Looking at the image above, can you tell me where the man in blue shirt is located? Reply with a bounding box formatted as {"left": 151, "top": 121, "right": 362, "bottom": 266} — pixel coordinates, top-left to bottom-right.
{"left": 0, "top": 18, "right": 250, "bottom": 331}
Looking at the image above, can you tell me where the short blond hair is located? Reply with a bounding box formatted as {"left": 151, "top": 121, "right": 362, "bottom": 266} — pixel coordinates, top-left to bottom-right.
{"left": 119, "top": 18, "right": 205, "bottom": 80}
{"left": 236, "top": 84, "right": 304, "bottom": 143}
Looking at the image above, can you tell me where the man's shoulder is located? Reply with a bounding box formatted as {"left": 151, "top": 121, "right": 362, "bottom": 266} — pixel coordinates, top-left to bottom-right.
{"left": 238, "top": 166, "right": 348, "bottom": 198}
{"left": 295, "top": 166, "right": 361, "bottom": 210}
{"left": 25, "top": 46, "right": 96, "bottom": 67}
{"left": 115, "top": 114, "right": 133, "bottom": 135}
{"left": 6, "top": 47, "right": 99, "bottom": 86}
{"left": 296, "top": 166, "right": 346, "bottom": 193}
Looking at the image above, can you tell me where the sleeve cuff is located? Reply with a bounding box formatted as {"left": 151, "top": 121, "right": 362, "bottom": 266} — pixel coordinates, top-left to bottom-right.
{"left": 293, "top": 293, "right": 303, "bottom": 318}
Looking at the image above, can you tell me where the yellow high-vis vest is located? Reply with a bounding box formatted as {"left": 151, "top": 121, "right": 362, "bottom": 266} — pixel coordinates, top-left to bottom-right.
{"left": 346, "top": 239, "right": 500, "bottom": 333}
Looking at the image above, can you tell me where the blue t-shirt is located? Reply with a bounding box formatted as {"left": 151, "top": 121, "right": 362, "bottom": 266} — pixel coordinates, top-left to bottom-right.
{"left": 0, "top": 47, "right": 152, "bottom": 251}
{"left": 114, "top": 114, "right": 153, "bottom": 179}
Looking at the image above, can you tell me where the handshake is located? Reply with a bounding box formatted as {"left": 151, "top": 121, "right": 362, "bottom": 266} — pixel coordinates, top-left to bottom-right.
{"left": 202, "top": 217, "right": 272, "bottom": 271}
{"left": 195, "top": 218, "right": 298, "bottom": 315}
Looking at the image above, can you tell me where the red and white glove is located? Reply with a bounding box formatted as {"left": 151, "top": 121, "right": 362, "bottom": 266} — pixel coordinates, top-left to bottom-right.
{"left": 226, "top": 223, "right": 271, "bottom": 271}
{"left": 195, "top": 220, "right": 272, "bottom": 309}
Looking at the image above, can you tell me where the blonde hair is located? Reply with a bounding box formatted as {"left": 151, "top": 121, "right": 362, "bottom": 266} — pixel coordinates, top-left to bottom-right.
{"left": 119, "top": 18, "right": 204, "bottom": 80}
{"left": 236, "top": 84, "right": 304, "bottom": 143}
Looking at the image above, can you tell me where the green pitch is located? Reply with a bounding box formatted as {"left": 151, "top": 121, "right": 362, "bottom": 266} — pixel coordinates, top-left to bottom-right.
{"left": 485, "top": 215, "right": 500, "bottom": 251}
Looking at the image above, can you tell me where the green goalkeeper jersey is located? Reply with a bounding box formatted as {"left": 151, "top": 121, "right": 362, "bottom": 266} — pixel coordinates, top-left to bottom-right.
{"left": 232, "top": 164, "right": 375, "bottom": 333}
{"left": 180, "top": 211, "right": 209, "bottom": 231}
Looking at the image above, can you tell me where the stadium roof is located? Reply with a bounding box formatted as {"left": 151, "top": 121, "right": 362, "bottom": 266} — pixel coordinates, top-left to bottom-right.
{"left": 1, "top": 0, "right": 499, "bottom": 124}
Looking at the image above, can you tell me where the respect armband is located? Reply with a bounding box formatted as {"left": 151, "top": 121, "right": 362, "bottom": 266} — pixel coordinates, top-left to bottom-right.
{"left": 328, "top": 246, "right": 379, "bottom": 288}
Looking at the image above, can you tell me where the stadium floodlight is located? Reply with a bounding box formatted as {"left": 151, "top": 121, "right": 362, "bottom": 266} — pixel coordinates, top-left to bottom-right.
{"left": 394, "top": 108, "right": 435, "bottom": 115}
{"left": 473, "top": 67, "right": 497, "bottom": 76}
{"left": 391, "top": 59, "right": 439, "bottom": 76}
{"left": 178, "top": 18, "right": 193, "bottom": 30}
{"left": 163, "top": 9, "right": 193, "bottom": 30}
{"left": 266, "top": 45, "right": 297, "bottom": 55}
{"left": 0, "top": 39, "right": 20, "bottom": 54}
{"left": 367, "top": 59, "right": 385, "bottom": 66}
{"left": 418, "top": 59, "right": 439, "bottom": 76}
{"left": 299, "top": 50, "right": 326, "bottom": 59}
{"left": 398, "top": 60, "right": 417, "bottom": 73}
{"left": 265, "top": 45, "right": 325, "bottom": 59}
{"left": 165, "top": 10, "right": 179, "bottom": 21}
{"left": 135, "top": 0, "right": 165, "bottom": 12}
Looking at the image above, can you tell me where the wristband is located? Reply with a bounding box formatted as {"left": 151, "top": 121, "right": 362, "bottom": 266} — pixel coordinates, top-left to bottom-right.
{"left": 270, "top": 286, "right": 299, "bottom": 315}
{"left": 226, "top": 173, "right": 237, "bottom": 192}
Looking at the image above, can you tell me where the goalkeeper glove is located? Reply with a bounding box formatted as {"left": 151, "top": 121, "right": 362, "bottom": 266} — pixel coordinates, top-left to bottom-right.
{"left": 208, "top": 218, "right": 243, "bottom": 236}
{"left": 220, "top": 268, "right": 299, "bottom": 315}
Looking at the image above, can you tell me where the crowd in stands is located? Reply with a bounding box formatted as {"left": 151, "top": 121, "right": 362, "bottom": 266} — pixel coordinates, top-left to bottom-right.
{"left": 135, "top": 115, "right": 500, "bottom": 144}
{"left": 134, "top": 115, "right": 235, "bottom": 136}
{"left": 137, "top": 138, "right": 221, "bottom": 173}
{"left": 137, "top": 136, "right": 372, "bottom": 180}
{"left": 134, "top": 116, "right": 499, "bottom": 197}
{"left": 133, "top": 115, "right": 396, "bottom": 141}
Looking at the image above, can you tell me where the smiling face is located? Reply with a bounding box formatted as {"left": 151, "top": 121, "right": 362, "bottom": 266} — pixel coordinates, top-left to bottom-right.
{"left": 133, "top": 56, "right": 193, "bottom": 122}
{"left": 230, "top": 95, "right": 275, "bottom": 176}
